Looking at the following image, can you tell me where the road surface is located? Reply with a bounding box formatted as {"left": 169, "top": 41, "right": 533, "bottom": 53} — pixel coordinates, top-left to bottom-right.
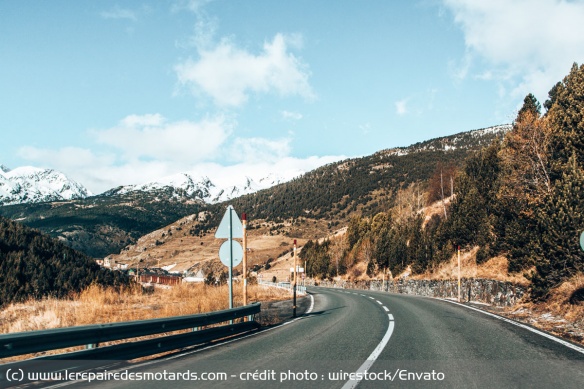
{"left": 25, "top": 287, "right": 584, "bottom": 388}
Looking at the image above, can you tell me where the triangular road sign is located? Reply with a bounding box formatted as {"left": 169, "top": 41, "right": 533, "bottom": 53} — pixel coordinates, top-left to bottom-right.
{"left": 215, "top": 205, "right": 243, "bottom": 239}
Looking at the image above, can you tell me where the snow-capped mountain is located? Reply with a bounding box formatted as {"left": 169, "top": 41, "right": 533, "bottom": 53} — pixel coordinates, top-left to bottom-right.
{"left": 379, "top": 124, "right": 512, "bottom": 157}
{"left": 0, "top": 166, "right": 92, "bottom": 205}
{"left": 102, "top": 172, "right": 290, "bottom": 204}
{"left": 0, "top": 163, "right": 296, "bottom": 206}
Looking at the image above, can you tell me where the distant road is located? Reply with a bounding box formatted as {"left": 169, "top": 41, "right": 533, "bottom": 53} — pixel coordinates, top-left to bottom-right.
{"left": 52, "top": 288, "right": 583, "bottom": 389}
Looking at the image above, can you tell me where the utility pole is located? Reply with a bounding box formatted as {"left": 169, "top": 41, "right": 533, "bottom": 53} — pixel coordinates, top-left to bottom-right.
{"left": 457, "top": 245, "right": 461, "bottom": 303}
{"left": 293, "top": 239, "right": 297, "bottom": 318}
{"left": 441, "top": 169, "right": 447, "bottom": 219}
{"left": 242, "top": 213, "right": 248, "bottom": 306}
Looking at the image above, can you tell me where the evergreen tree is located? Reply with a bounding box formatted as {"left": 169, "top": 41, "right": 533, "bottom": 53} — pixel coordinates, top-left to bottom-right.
{"left": 0, "top": 216, "right": 129, "bottom": 307}
{"left": 529, "top": 156, "right": 584, "bottom": 300}
{"left": 497, "top": 107, "right": 552, "bottom": 271}
{"left": 544, "top": 82, "right": 561, "bottom": 112}
{"left": 440, "top": 142, "right": 501, "bottom": 251}
{"left": 517, "top": 93, "right": 541, "bottom": 119}
{"left": 547, "top": 63, "right": 584, "bottom": 181}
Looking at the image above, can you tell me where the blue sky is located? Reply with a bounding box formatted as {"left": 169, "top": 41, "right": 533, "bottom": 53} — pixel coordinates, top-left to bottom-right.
{"left": 2, "top": 0, "right": 584, "bottom": 194}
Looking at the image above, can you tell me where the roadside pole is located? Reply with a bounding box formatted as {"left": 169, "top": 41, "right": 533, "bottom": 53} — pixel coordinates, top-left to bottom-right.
{"left": 215, "top": 205, "right": 243, "bottom": 314}
{"left": 228, "top": 208, "right": 233, "bottom": 310}
{"left": 382, "top": 268, "right": 385, "bottom": 292}
{"left": 293, "top": 239, "right": 297, "bottom": 318}
{"left": 242, "top": 213, "right": 248, "bottom": 307}
{"left": 458, "top": 245, "right": 461, "bottom": 302}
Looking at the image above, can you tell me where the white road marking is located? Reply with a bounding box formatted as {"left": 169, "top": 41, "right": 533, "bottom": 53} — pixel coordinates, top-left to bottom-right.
{"left": 306, "top": 292, "right": 315, "bottom": 314}
{"left": 383, "top": 306, "right": 389, "bottom": 312}
{"left": 342, "top": 313, "right": 395, "bottom": 389}
{"left": 376, "top": 300, "right": 383, "bottom": 305}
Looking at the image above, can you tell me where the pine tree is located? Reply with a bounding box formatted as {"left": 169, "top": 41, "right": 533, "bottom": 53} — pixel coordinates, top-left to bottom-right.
{"left": 529, "top": 156, "right": 584, "bottom": 300}
{"left": 547, "top": 63, "right": 584, "bottom": 181}
{"left": 544, "top": 82, "right": 561, "bottom": 112}
{"left": 441, "top": 142, "right": 501, "bottom": 250}
{"left": 517, "top": 93, "right": 542, "bottom": 119}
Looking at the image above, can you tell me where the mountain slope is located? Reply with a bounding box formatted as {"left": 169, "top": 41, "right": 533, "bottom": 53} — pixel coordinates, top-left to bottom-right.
{"left": 0, "top": 216, "right": 129, "bottom": 307}
{"left": 0, "top": 166, "right": 91, "bottom": 205}
{"left": 0, "top": 125, "right": 509, "bottom": 258}
{"left": 227, "top": 125, "right": 510, "bottom": 223}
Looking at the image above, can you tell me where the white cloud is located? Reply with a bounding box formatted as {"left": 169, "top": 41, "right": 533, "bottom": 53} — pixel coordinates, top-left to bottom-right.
{"left": 359, "top": 123, "right": 371, "bottom": 135}
{"left": 281, "top": 110, "right": 303, "bottom": 120}
{"left": 229, "top": 137, "right": 292, "bottom": 164}
{"left": 443, "top": 0, "right": 584, "bottom": 101}
{"left": 175, "top": 33, "right": 315, "bottom": 107}
{"left": 17, "top": 143, "right": 345, "bottom": 196}
{"left": 16, "top": 113, "right": 345, "bottom": 195}
{"left": 395, "top": 99, "right": 408, "bottom": 115}
{"left": 172, "top": 0, "right": 214, "bottom": 14}
{"left": 17, "top": 146, "right": 122, "bottom": 192}
{"left": 91, "top": 114, "right": 232, "bottom": 163}
{"left": 100, "top": 6, "right": 137, "bottom": 21}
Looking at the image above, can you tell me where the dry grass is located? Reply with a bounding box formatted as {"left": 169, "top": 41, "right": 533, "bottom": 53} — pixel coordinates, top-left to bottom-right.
{"left": 537, "top": 274, "right": 584, "bottom": 324}
{"left": 411, "top": 247, "right": 529, "bottom": 285}
{"left": 108, "top": 213, "right": 332, "bottom": 274}
{"left": 500, "top": 274, "right": 584, "bottom": 345}
{"left": 0, "top": 283, "right": 291, "bottom": 334}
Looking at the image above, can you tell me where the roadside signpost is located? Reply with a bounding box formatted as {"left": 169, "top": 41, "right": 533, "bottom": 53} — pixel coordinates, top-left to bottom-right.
{"left": 458, "top": 245, "right": 461, "bottom": 302}
{"left": 242, "top": 213, "right": 248, "bottom": 306}
{"left": 293, "top": 240, "right": 297, "bottom": 318}
{"left": 215, "top": 205, "right": 243, "bottom": 310}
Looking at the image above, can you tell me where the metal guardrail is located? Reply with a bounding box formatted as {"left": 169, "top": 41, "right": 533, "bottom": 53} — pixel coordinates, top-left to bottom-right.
{"left": 258, "top": 280, "right": 307, "bottom": 295}
{"left": 0, "top": 302, "right": 261, "bottom": 360}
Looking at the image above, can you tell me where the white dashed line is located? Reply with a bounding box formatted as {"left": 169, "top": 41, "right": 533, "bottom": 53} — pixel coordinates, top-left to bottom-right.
{"left": 342, "top": 310, "right": 395, "bottom": 389}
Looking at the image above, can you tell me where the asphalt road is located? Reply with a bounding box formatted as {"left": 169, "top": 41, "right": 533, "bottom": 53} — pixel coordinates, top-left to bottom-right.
{"left": 36, "top": 287, "right": 584, "bottom": 388}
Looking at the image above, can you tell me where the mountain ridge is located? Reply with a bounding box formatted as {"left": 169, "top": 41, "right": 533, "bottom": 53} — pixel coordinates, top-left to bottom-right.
{"left": 0, "top": 124, "right": 510, "bottom": 258}
{"left": 0, "top": 166, "right": 91, "bottom": 206}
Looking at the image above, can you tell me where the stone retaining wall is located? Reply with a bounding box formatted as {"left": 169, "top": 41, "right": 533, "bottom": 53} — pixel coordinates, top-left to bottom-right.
{"left": 309, "top": 278, "right": 525, "bottom": 307}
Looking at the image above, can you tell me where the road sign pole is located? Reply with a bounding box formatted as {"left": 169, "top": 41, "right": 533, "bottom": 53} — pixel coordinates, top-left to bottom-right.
{"left": 215, "top": 205, "right": 243, "bottom": 316}
{"left": 229, "top": 208, "right": 233, "bottom": 310}
{"left": 293, "top": 239, "right": 297, "bottom": 318}
{"left": 242, "top": 213, "right": 248, "bottom": 307}
{"left": 458, "top": 245, "right": 461, "bottom": 303}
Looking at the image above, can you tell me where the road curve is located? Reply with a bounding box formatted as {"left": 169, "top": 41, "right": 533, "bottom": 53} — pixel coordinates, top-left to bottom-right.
{"left": 44, "top": 288, "right": 583, "bottom": 389}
